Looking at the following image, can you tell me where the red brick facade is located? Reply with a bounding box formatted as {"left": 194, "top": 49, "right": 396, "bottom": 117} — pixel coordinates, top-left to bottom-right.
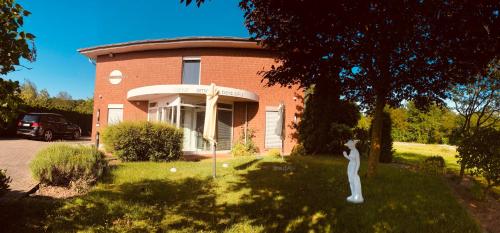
{"left": 87, "top": 41, "right": 302, "bottom": 154}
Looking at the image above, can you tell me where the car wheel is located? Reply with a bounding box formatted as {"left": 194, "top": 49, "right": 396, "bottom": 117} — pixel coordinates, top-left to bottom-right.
{"left": 44, "top": 130, "right": 53, "bottom": 142}
{"left": 73, "top": 130, "right": 80, "bottom": 140}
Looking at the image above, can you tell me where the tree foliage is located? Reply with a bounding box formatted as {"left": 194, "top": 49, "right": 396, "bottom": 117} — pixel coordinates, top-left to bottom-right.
{"left": 296, "top": 76, "right": 360, "bottom": 155}
{"left": 186, "top": 0, "right": 500, "bottom": 177}
{"left": 457, "top": 127, "right": 500, "bottom": 193}
{"left": 388, "top": 102, "right": 458, "bottom": 144}
{"left": 19, "top": 80, "right": 93, "bottom": 114}
{"left": 0, "top": 78, "right": 22, "bottom": 129}
{"left": 451, "top": 60, "right": 500, "bottom": 139}
{"left": 0, "top": 1, "right": 35, "bottom": 130}
{"left": 0, "top": 0, "right": 36, "bottom": 74}
{"left": 451, "top": 60, "right": 499, "bottom": 178}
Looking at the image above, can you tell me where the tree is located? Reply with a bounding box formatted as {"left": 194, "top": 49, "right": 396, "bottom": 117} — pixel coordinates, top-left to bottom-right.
{"left": 457, "top": 128, "right": 500, "bottom": 195}
{"left": 186, "top": 0, "right": 500, "bottom": 177}
{"left": 56, "top": 91, "right": 72, "bottom": 100}
{"left": 451, "top": 60, "right": 500, "bottom": 178}
{"left": 37, "top": 88, "right": 50, "bottom": 108}
{"left": 74, "top": 98, "right": 93, "bottom": 114}
{"left": 20, "top": 79, "right": 38, "bottom": 106}
{"left": 0, "top": 78, "right": 22, "bottom": 129}
{"left": 297, "top": 75, "right": 360, "bottom": 155}
{"left": 0, "top": 1, "right": 35, "bottom": 130}
{"left": 376, "top": 111, "right": 393, "bottom": 163}
{"left": 0, "top": 0, "right": 36, "bottom": 74}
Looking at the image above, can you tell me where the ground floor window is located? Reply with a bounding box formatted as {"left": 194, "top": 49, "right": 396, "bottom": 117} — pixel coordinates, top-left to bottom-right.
{"left": 265, "top": 109, "right": 283, "bottom": 149}
{"left": 108, "top": 104, "right": 123, "bottom": 125}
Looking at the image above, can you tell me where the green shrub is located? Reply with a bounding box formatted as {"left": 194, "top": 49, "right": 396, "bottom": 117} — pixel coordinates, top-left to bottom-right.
{"left": 290, "top": 143, "right": 306, "bottom": 156}
{"left": 297, "top": 77, "right": 360, "bottom": 155}
{"left": 102, "top": 121, "right": 183, "bottom": 162}
{"left": 420, "top": 156, "right": 445, "bottom": 175}
{"left": 457, "top": 128, "right": 500, "bottom": 193}
{"left": 231, "top": 128, "right": 258, "bottom": 156}
{"left": 30, "top": 144, "right": 107, "bottom": 186}
{"left": 0, "top": 169, "right": 12, "bottom": 194}
{"left": 266, "top": 149, "right": 282, "bottom": 157}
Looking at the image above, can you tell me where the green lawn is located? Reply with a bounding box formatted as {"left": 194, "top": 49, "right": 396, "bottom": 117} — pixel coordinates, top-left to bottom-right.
{"left": 393, "top": 142, "right": 460, "bottom": 171}
{"left": 0, "top": 156, "right": 480, "bottom": 233}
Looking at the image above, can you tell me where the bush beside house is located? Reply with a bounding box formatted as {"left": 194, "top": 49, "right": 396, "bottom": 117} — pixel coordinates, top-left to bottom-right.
{"left": 102, "top": 121, "right": 183, "bottom": 162}
{"left": 231, "top": 128, "right": 259, "bottom": 156}
{"left": 30, "top": 144, "right": 107, "bottom": 186}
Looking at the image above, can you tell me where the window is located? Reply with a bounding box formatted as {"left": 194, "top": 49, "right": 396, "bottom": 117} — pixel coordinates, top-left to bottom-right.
{"left": 148, "top": 108, "right": 158, "bottom": 122}
{"left": 217, "top": 109, "right": 233, "bottom": 150}
{"left": 108, "top": 104, "right": 123, "bottom": 125}
{"left": 96, "top": 109, "right": 100, "bottom": 123}
{"left": 182, "top": 59, "right": 200, "bottom": 84}
{"left": 56, "top": 117, "right": 67, "bottom": 124}
{"left": 265, "top": 110, "right": 283, "bottom": 149}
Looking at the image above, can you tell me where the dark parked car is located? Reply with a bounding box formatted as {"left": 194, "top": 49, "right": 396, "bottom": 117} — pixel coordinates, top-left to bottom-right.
{"left": 17, "top": 113, "right": 82, "bottom": 141}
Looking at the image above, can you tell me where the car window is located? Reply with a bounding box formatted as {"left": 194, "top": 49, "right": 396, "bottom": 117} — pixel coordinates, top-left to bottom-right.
{"left": 57, "top": 117, "right": 67, "bottom": 124}
{"left": 22, "top": 115, "right": 40, "bottom": 122}
{"left": 46, "top": 116, "right": 56, "bottom": 122}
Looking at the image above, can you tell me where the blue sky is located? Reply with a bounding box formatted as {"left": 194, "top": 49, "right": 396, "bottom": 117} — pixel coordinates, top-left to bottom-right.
{"left": 5, "top": 0, "right": 249, "bottom": 99}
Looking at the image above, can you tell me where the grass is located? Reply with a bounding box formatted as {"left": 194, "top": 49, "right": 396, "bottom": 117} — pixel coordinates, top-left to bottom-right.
{"left": 393, "top": 142, "right": 460, "bottom": 171}
{"left": 1, "top": 155, "right": 480, "bottom": 232}
{"left": 394, "top": 142, "right": 499, "bottom": 195}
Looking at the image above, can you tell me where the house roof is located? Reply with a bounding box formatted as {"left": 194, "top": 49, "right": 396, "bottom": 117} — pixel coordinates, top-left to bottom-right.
{"left": 78, "top": 37, "right": 263, "bottom": 60}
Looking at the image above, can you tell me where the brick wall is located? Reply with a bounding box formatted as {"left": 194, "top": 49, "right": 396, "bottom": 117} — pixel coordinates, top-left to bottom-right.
{"left": 92, "top": 47, "right": 302, "bottom": 154}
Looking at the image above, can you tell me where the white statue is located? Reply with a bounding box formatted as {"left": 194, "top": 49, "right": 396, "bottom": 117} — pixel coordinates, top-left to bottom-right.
{"left": 343, "top": 140, "right": 364, "bottom": 203}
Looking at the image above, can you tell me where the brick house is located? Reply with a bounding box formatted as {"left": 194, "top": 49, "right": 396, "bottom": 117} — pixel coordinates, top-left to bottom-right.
{"left": 79, "top": 37, "right": 302, "bottom": 155}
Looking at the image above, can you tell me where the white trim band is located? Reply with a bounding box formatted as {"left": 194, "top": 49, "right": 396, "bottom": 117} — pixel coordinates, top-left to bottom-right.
{"left": 108, "top": 104, "right": 124, "bottom": 109}
{"left": 127, "top": 84, "right": 259, "bottom": 102}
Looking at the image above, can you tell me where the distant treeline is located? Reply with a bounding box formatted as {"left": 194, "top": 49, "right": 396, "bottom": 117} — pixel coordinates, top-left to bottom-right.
{"left": 0, "top": 80, "right": 93, "bottom": 137}
{"left": 358, "top": 101, "right": 498, "bottom": 145}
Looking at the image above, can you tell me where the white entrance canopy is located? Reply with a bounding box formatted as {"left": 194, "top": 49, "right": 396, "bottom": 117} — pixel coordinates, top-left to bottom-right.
{"left": 127, "top": 84, "right": 259, "bottom": 102}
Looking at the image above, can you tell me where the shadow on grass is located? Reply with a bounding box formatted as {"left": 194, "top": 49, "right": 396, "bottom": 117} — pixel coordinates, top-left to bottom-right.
{"left": 0, "top": 157, "right": 481, "bottom": 233}
{"left": 233, "top": 158, "right": 260, "bottom": 170}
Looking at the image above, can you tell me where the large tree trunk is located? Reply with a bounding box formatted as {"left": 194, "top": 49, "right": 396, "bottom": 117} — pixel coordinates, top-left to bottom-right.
{"left": 367, "top": 93, "right": 386, "bottom": 178}
{"left": 459, "top": 164, "right": 466, "bottom": 178}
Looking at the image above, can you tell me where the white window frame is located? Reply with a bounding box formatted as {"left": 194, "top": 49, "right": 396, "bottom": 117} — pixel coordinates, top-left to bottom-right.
{"left": 182, "top": 56, "right": 201, "bottom": 85}
{"left": 107, "top": 104, "right": 124, "bottom": 125}
{"left": 265, "top": 106, "right": 283, "bottom": 149}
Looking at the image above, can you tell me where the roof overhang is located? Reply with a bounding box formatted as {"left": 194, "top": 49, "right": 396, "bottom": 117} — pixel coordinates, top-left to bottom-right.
{"left": 127, "top": 84, "right": 259, "bottom": 102}
{"left": 78, "top": 37, "right": 264, "bottom": 60}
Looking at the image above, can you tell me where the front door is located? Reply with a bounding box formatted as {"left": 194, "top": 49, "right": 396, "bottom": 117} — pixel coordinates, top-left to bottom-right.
{"left": 181, "top": 108, "right": 194, "bottom": 151}
{"left": 195, "top": 110, "right": 208, "bottom": 151}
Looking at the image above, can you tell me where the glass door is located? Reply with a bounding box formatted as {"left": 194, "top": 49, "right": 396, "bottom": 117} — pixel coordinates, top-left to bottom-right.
{"left": 195, "top": 110, "right": 208, "bottom": 151}
{"left": 181, "top": 107, "right": 196, "bottom": 151}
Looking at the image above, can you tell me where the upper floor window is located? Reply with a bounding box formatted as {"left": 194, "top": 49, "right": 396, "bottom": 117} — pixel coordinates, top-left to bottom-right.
{"left": 182, "top": 58, "right": 200, "bottom": 85}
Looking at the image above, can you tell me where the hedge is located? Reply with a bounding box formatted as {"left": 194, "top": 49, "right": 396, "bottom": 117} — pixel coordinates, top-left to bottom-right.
{"left": 102, "top": 121, "right": 183, "bottom": 162}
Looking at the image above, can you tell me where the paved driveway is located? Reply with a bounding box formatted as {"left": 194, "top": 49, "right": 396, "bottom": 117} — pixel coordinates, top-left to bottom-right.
{"left": 0, "top": 138, "right": 92, "bottom": 197}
